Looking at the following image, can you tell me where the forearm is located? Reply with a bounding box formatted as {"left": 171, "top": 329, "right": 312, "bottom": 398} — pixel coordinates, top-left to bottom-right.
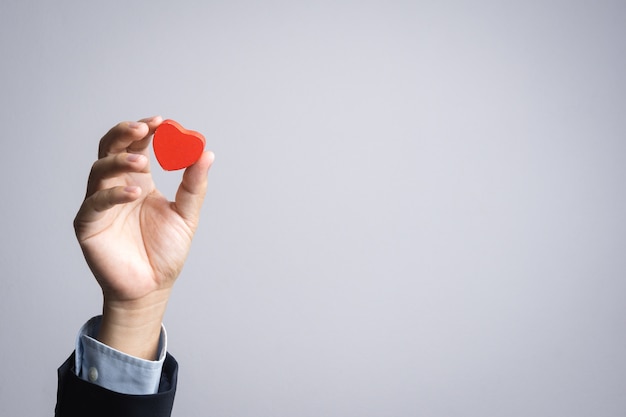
{"left": 97, "top": 288, "right": 172, "bottom": 360}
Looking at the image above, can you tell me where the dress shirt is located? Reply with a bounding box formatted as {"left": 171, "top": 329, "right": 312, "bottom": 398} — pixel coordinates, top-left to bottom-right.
{"left": 74, "top": 316, "right": 166, "bottom": 395}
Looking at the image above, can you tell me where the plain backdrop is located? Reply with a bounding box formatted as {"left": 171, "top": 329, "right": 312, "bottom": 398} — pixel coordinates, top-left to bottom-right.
{"left": 1, "top": 1, "right": 625, "bottom": 416}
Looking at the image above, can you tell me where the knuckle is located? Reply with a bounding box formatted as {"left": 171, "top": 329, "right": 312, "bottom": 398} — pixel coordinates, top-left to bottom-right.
{"left": 117, "top": 152, "right": 129, "bottom": 165}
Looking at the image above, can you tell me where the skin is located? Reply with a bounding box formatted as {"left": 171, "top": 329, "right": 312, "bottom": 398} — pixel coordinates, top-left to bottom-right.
{"left": 73, "top": 116, "right": 214, "bottom": 360}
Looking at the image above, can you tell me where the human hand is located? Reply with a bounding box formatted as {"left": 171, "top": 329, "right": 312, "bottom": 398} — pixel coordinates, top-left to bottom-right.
{"left": 74, "top": 116, "right": 214, "bottom": 358}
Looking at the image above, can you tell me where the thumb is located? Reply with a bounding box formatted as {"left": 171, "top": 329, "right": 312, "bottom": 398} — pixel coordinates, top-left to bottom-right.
{"left": 174, "top": 151, "right": 215, "bottom": 227}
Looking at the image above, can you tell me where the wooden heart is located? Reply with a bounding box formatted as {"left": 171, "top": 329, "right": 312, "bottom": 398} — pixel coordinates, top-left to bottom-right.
{"left": 153, "top": 119, "right": 206, "bottom": 171}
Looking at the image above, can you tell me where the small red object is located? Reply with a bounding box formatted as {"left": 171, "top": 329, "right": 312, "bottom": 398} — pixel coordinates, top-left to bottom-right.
{"left": 153, "top": 119, "right": 206, "bottom": 171}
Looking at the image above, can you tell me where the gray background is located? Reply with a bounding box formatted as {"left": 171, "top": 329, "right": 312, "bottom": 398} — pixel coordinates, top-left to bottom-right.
{"left": 1, "top": 1, "right": 625, "bottom": 416}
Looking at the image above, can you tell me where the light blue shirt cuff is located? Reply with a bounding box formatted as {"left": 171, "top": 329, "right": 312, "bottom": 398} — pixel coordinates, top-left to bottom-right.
{"left": 74, "top": 315, "right": 167, "bottom": 395}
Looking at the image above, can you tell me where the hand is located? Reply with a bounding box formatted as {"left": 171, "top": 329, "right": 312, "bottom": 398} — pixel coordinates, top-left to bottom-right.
{"left": 74, "top": 116, "right": 214, "bottom": 359}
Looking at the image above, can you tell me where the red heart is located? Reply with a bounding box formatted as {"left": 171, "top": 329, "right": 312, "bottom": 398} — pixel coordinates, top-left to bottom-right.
{"left": 153, "top": 119, "right": 206, "bottom": 171}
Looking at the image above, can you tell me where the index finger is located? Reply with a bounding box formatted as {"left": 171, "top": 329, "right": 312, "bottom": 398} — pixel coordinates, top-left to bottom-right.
{"left": 97, "top": 116, "right": 163, "bottom": 158}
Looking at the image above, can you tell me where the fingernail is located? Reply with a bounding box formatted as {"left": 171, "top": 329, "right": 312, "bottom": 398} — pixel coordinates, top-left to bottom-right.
{"left": 128, "top": 121, "right": 141, "bottom": 129}
{"left": 207, "top": 152, "right": 215, "bottom": 174}
{"left": 127, "top": 153, "right": 143, "bottom": 162}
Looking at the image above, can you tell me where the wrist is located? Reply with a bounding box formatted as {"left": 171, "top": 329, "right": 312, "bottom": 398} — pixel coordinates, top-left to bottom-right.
{"left": 97, "top": 288, "right": 171, "bottom": 360}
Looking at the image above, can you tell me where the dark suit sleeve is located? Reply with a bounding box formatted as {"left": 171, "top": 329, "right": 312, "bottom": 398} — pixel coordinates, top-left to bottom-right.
{"left": 55, "top": 351, "right": 178, "bottom": 417}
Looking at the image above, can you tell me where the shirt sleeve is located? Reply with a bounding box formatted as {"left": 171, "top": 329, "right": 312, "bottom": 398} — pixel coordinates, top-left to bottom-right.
{"left": 73, "top": 316, "right": 167, "bottom": 395}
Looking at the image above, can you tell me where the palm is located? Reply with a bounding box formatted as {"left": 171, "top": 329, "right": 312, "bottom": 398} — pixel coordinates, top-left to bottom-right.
{"left": 78, "top": 172, "right": 192, "bottom": 301}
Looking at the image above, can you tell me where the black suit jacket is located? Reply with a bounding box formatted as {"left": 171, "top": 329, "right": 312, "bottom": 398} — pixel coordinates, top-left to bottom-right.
{"left": 55, "top": 351, "right": 178, "bottom": 417}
